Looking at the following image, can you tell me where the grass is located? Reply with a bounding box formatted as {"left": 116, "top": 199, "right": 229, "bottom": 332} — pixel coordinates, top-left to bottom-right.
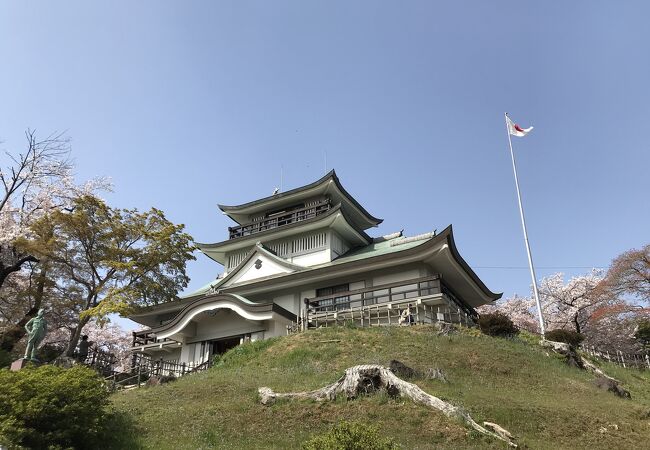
{"left": 111, "top": 326, "right": 650, "bottom": 449}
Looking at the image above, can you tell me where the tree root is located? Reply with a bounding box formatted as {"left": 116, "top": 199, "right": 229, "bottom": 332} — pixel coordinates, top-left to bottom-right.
{"left": 540, "top": 339, "right": 619, "bottom": 382}
{"left": 258, "top": 364, "right": 517, "bottom": 447}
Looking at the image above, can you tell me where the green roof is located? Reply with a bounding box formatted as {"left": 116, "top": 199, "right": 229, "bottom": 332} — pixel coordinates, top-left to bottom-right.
{"left": 179, "top": 233, "right": 434, "bottom": 298}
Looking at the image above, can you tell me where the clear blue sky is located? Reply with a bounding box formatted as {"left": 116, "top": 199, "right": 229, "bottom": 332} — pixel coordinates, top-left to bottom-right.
{"left": 2, "top": 2, "right": 649, "bottom": 329}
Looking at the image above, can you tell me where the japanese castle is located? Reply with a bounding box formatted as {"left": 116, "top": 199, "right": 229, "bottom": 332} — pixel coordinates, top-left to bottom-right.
{"left": 129, "top": 171, "right": 501, "bottom": 367}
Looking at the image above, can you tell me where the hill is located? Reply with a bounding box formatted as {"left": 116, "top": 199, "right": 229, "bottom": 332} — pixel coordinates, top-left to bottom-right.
{"left": 110, "top": 326, "right": 650, "bottom": 449}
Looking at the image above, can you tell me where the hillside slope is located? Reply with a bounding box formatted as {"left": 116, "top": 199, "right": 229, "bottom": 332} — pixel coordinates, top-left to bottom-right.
{"left": 111, "top": 326, "right": 650, "bottom": 449}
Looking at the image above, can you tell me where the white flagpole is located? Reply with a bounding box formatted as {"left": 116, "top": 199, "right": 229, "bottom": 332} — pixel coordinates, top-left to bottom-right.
{"left": 504, "top": 112, "right": 546, "bottom": 336}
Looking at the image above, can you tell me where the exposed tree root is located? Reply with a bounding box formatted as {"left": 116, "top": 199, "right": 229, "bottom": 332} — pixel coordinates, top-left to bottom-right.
{"left": 258, "top": 364, "right": 517, "bottom": 447}
{"left": 540, "top": 339, "right": 619, "bottom": 382}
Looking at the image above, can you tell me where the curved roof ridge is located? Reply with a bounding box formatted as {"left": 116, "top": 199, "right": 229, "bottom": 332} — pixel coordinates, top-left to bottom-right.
{"left": 218, "top": 170, "right": 336, "bottom": 211}
{"left": 216, "top": 169, "right": 383, "bottom": 227}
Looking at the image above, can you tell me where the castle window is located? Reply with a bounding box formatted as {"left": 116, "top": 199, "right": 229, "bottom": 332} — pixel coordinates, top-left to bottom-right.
{"left": 315, "top": 283, "right": 350, "bottom": 311}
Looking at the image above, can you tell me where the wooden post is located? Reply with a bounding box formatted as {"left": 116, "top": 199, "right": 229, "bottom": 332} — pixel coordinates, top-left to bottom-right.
{"left": 645, "top": 354, "right": 650, "bottom": 370}
{"left": 137, "top": 361, "right": 142, "bottom": 388}
{"left": 619, "top": 351, "right": 626, "bottom": 368}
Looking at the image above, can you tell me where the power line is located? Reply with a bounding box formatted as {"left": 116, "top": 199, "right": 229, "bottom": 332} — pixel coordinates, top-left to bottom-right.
{"left": 474, "top": 266, "right": 607, "bottom": 269}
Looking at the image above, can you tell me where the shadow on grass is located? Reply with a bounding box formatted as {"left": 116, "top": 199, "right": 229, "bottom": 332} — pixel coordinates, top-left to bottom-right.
{"left": 100, "top": 408, "right": 144, "bottom": 450}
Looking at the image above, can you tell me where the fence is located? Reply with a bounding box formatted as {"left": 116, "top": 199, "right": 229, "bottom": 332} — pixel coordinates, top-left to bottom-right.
{"left": 582, "top": 345, "right": 650, "bottom": 370}
{"left": 104, "top": 353, "right": 213, "bottom": 391}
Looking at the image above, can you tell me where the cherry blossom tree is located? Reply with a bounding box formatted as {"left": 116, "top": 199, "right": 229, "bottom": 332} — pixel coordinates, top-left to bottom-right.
{"left": 0, "top": 130, "right": 110, "bottom": 352}
{"left": 42, "top": 320, "right": 133, "bottom": 372}
{"left": 482, "top": 270, "right": 648, "bottom": 351}
{"left": 601, "top": 244, "right": 649, "bottom": 304}
{"left": 538, "top": 270, "right": 609, "bottom": 334}
{"left": 0, "top": 130, "right": 110, "bottom": 288}
{"left": 477, "top": 295, "right": 538, "bottom": 332}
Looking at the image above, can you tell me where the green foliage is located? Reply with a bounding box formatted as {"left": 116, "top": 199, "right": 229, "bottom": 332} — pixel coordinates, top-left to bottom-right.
{"left": 0, "top": 350, "right": 11, "bottom": 369}
{"left": 36, "top": 343, "right": 66, "bottom": 363}
{"left": 25, "top": 195, "right": 196, "bottom": 321}
{"left": 216, "top": 338, "right": 277, "bottom": 367}
{"left": 0, "top": 365, "right": 110, "bottom": 449}
{"left": 545, "top": 329, "right": 585, "bottom": 347}
{"left": 634, "top": 320, "right": 650, "bottom": 348}
{"left": 477, "top": 312, "right": 519, "bottom": 337}
{"left": 302, "top": 421, "right": 400, "bottom": 450}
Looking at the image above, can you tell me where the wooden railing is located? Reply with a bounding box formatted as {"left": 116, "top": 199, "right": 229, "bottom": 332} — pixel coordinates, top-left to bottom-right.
{"left": 228, "top": 199, "right": 332, "bottom": 239}
{"left": 305, "top": 275, "right": 442, "bottom": 314}
{"left": 106, "top": 354, "right": 213, "bottom": 391}
{"left": 132, "top": 330, "right": 172, "bottom": 347}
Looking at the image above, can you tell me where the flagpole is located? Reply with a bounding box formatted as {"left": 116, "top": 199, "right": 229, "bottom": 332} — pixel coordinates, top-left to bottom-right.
{"left": 504, "top": 112, "right": 546, "bottom": 336}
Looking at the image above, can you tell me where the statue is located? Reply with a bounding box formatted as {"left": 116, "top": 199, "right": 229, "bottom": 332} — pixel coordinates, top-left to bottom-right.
{"left": 24, "top": 308, "right": 48, "bottom": 361}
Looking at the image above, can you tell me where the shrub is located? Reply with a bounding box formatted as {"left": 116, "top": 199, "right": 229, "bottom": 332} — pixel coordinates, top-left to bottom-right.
{"left": 36, "top": 343, "right": 66, "bottom": 363}
{"left": 634, "top": 320, "right": 650, "bottom": 349}
{"left": 477, "top": 312, "right": 519, "bottom": 337}
{"left": 0, "top": 365, "right": 110, "bottom": 449}
{"left": 0, "top": 350, "right": 11, "bottom": 369}
{"left": 545, "top": 329, "right": 585, "bottom": 347}
{"left": 302, "top": 421, "right": 400, "bottom": 450}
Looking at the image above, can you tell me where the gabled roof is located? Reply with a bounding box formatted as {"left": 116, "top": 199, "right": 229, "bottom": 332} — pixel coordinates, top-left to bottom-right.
{"left": 210, "top": 242, "right": 304, "bottom": 290}
{"left": 217, "top": 170, "right": 382, "bottom": 230}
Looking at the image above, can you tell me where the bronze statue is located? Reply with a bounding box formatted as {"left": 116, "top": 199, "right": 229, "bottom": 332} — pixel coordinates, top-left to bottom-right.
{"left": 24, "top": 309, "right": 48, "bottom": 360}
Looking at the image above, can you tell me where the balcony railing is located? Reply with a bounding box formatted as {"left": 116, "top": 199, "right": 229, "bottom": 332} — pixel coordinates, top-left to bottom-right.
{"left": 228, "top": 199, "right": 332, "bottom": 240}
{"left": 305, "top": 275, "right": 442, "bottom": 314}
{"left": 132, "top": 330, "right": 172, "bottom": 347}
{"left": 301, "top": 275, "right": 478, "bottom": 329}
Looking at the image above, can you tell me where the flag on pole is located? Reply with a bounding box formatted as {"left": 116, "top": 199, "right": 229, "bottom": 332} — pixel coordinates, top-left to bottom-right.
{"left": 506, "top": 115, "right": 533, "bottom": 137}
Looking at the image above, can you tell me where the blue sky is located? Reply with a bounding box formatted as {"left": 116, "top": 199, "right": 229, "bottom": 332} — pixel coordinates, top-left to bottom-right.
{"left": 2, "top": 2, "right": 649, "bottom": 329}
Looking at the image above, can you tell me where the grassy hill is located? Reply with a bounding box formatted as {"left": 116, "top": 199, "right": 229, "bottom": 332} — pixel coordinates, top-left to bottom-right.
{"left": 110, "top": 326, "right": 650, "bottom": 449}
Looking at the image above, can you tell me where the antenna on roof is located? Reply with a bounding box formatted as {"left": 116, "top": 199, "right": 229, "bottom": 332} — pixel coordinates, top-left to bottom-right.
{"left": 324, "top": 151, "right": 327, "bottom": 173}
{"left": 280, "top": 165, "right": 283, "bottom": 192}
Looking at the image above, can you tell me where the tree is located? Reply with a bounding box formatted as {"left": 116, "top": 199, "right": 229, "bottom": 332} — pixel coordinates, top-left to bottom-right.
{"left": 602, "top": 244, "right": 649, "bottom": 304}
{"left": 538, "top": 271, "right": 608, "bottom": 335}
{"left": 25, "top": 196, "right": 195, "bottom": 355}
{"left": 0, "top": 130, "right": 109, "bottom": 352}
{"left": 477, "top": 295, "right": 538, "bottom": 332}
{"left": 483, "top": 270, "right": 647, "bottom": 352}
{"left": 634, "top": 321, "right": 650, "bottom": 349}
{"left": 42, "top": 320, "right": 133, "bottom": 371}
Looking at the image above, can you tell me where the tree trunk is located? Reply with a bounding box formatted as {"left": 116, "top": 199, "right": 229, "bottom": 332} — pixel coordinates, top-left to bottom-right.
{"left": 0, "top": 254, "right": 39, "bottom": 289}
{"left": 0, "top": 266, "right": 48, "bottom": 353}
{"left": 66, "top": 316, "right": 91, "bottom": 357}
{"left": 259, "top": 364, "right": 517, "bottom": 447}
{"left": 0, "top": 309, "right": 38, "bottom": 352}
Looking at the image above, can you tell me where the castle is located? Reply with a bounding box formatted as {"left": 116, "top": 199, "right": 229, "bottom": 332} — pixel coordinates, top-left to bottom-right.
{"left": 129, "top": 171, "right": 501, "bottom": 366}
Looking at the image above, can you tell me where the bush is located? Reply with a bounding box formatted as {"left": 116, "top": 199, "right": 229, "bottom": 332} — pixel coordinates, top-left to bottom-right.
{"left": 545, "top": 329, "right": 585, "bottom": 347}
{"left": 302, "top": 421, "right": 400, "bottom": 450}
{"left": 36, "top": 343, "right": 66, "bottom": 363}
{"left": 477, "top": 312, "right": 519, "bottom": 337}
{"left": 0, "top": 350, "right": 11, "bottom": 369}
{"left": 0, "top": 365, "right": 110, "bottom": 449}
{"left": 634, "top": 320, "right": 650, "bottom": 349}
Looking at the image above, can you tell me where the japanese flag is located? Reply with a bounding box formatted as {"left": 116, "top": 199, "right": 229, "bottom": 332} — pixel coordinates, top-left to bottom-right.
{"left": 506, "top": 116, "right": 533, "bottom": 137}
